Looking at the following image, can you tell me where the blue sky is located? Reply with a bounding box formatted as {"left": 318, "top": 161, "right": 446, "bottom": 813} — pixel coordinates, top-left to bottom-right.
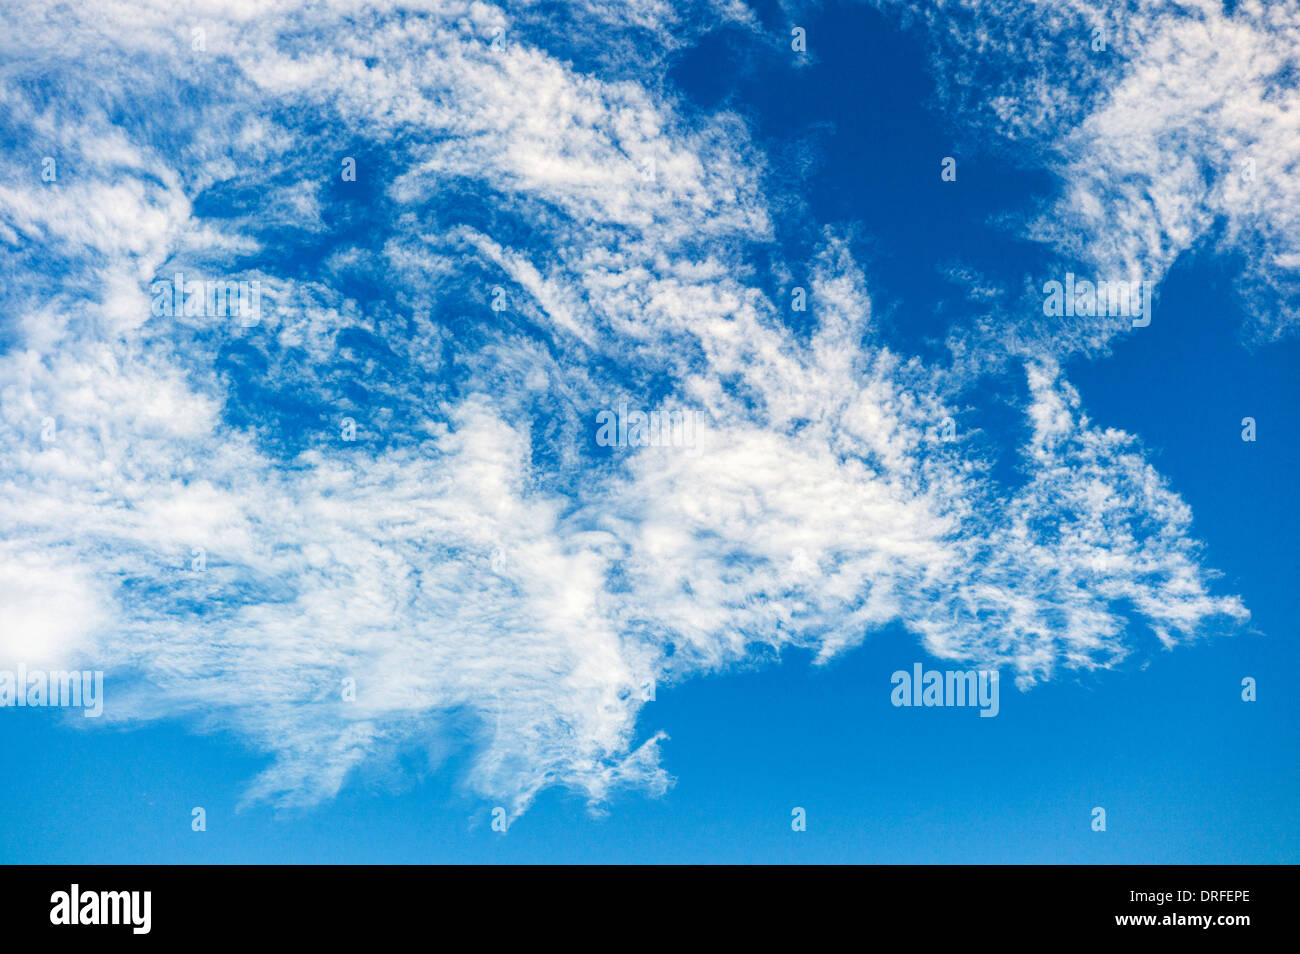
{"left": 0, "top": 0, "right": 1297, "bottom": 863}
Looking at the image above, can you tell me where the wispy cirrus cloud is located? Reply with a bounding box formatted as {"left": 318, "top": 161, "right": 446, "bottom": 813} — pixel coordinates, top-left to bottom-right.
{"left": 867, "top": 0, "right": 1300, "bottom": 346}
{"left": 0, "top": 0, "right": 1248, "bottom": 816}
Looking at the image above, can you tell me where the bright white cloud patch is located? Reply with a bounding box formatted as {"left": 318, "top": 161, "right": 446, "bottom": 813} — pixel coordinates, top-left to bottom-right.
{"left": 0, "top": 0, "right": 1249, "bottom": 815}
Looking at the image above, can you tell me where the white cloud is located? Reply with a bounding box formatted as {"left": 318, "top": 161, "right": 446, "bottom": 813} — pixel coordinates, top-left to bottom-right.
{"left": 873, "top": 0, "right": 1300, "bottom": 344}
{"left": 0, "top": 0, "right": 1250, "bottom": 816}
